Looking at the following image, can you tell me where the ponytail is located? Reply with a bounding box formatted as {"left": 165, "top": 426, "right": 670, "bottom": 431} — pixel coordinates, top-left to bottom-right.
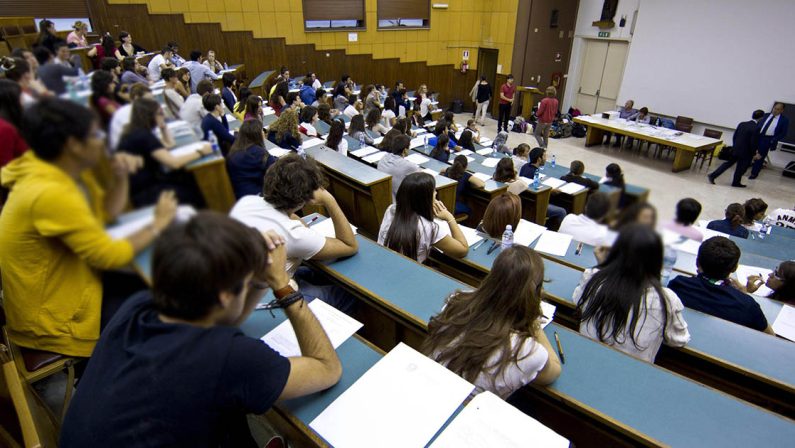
{"left": 447, "top": 155, "right": 468, "bottom": 180}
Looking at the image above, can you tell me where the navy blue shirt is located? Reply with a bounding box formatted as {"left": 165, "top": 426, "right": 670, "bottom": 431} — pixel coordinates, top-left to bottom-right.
{"left": 202, "top": 113, "right": 236, "bottom": 145}
{"left": 268, "top": 130, "right": 301, "bottom": 150}
{"left": 226, "top": 144, "right": 277, "bottom": 199}
{"left": 61, "top": 291, "right": 290, "bottom": 447}
{"left": 668, "top": 275, "right": 768, "bottom": 331}
{"left": 707, "top": 218, "right": 750, "bottom": 239}
{"left": 519, "top": 163, "right": 539, "bottom": 179}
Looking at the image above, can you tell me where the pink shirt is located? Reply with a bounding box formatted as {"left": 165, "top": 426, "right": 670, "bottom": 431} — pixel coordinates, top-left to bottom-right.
{"left": 537, "top": 97, "right": 559, "bottom": 124}
{"left": 660, "top": 220, "right": 704, "bottom": 242}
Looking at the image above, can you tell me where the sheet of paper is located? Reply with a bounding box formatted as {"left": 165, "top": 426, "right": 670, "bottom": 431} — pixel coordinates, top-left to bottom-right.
{"left": 268, "top": 147, "right": 291, "bottom": 158}
{"left": 533, "top": 231, "right": 572, "bottom": 256}
{"left": 539, "top": 301, "right": 556, "bottom": 329}
{"left": 458, "top": 225, "right": 484, "bottom": 247}
{"left": 430, "top": 391, "right": 567, "bottom": 448}
{"left": 513, "top": 219, "right": 546, "bottom": 247}
{"left": 541, "top": 177, "right": 566, "bottom": 189}
{"left": 410, "top": 137, "right": 427, "bottom": 149}
{"left": 373, "top": 136, "right": 384, "bottom": 145}
{"left": 362, "top": 151, "right": 388, "bottom": 163}
{"left": 659, "top": 228, "right": 684, "bottom": 246}
{"left": 261, "top": 300, "right": 363, "bottom": 357}
{"left": 107, "top": 206, "right": 195, "bottom": 239}
{"left": 310, "top": 343, "right": 474, "bottom": 448}
{"left": 672, "top": 238, "right": 701, "bottom": 255}
{"left": 481, "top": 157, "right": 500, "bottom": 168}
{"left": 472, "top": 172, "right": 491, "bottom": 182}
{"left": 735, "top": 265, "right": 774, "bottom": 297}
{"left": 773, "top": 305, "right": 795, "bottom": 341}
{"left": 170, "top": 141, "right": 208, "bottom": 158}
{"left": 308, "top": 218, "right": 358, "bottom": 238}
{"left": 263, "top": 107, "right": 276, "bottom": 116}
{"left": 351, "top": 146, "right": 379, "bottom": 157}
{"left": 479, "top": 138, "right": 493, "bottom": 146}
{"left": 696, "top": 226, "right": 729, "bottom": 240}
{"left": 476, "top": 148, "right": 494, "bottom": 156}
{"left": 302, "top": 137, "right": 325, "bottom": 148}
{"left": 414, "top": 128, "right": 428, "bottom": 136}
{"left": 459, "top": 149, "right": 473, "bottom": 156}
{"left": 558, "top": 182, "right": 587, "bottom": 195}
{"left": 166, "top": 120, "right": 190, "bottom": 130}
{"left": 405, "top": 153, "right": 430, "bottom": 165}
{"left": 225, "top": 114, "right": 237, "bottom": 123}
{"left": 422, "top": 168, "right": 440, "bottom": 177}
{"left": 450, "top": 155, "right": 475, "bottom": 163}
{"left": 424, "top": 120, "right": 438, "bottom": 128}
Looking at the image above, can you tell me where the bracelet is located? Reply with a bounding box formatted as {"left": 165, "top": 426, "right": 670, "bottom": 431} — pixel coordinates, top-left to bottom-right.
{"left": 258, "top": 291, "right": 305, "bottom": 317}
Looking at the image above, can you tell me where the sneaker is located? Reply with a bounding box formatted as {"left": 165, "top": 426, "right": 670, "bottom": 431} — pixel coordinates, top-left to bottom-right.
{"left": 707, "top": 175, "right": 715, "bottom": 185}
{"left": 731, "top": 183, "right": 747, "bottom": 188}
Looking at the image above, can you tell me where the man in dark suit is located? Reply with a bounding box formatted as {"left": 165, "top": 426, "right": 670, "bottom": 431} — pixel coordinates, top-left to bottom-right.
{"left": 750, "top": 102, "right": 789, "bottom": 179}
{"left": 708, "top": 109, "right": 764, "bottom": 188}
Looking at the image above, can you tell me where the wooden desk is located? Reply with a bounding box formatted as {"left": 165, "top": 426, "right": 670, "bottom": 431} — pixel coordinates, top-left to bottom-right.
{"left": 173, "top": 129, "right": 236, "bottom": 213}
{"left": 574, "top": 115, "right": 722, "bottom": 172}
{"left": 516, "top": 86, "right": 542, "bottom": 119}
{"left": 70, "top": 46, "right": 94, "bottom": 73}
{"left": 248, "top": 69, "right": 276, "bottom": 99}
{"left": 212, "top": 64, "right": 245, "bottom": 90}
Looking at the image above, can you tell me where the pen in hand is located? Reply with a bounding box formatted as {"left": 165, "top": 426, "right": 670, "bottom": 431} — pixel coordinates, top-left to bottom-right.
{"left": 554, "top": 331, "right": 565, "bottom": 364}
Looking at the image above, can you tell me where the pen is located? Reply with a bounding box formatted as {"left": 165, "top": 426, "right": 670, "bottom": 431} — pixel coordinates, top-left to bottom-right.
{"left": 308, "top": 216, "right": 319, "bottom": 225}
{"left": 575, "top": 242, "right": 583, "bottom": 256}
{"left": 472, "top": 238, "right": 488, "bottom": 250}
{"left": 554, "top": 331, "right": 565, "bottom": 364}
{"left": 487, "top": 241, "right": 499, "bottom": 255}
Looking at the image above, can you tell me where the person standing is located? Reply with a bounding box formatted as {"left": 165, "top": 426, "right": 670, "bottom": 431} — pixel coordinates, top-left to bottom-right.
{"left": 750, "top": 102, "right": 789, "bottom": 179}
{"left": 708, "top": 109, "right": 764, "bottom": 187}
{"left": 498, "top": 74, "right": 516, "bottom": 133}
{"left": 533, "top": 86, "right": 558, "bottom": 149}
{"left": 474, "top": 76, "right": 492, "bottom": 126}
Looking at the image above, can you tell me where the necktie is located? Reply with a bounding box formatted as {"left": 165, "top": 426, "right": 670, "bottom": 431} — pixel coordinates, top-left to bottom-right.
{"left": 760, "top": 115, "right": 774, "bottom": 136}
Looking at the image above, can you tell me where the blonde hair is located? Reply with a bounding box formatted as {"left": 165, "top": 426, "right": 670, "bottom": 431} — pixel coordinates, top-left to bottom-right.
{"left": 546, "top": 86, "right": 557, "bottom": 97}
{"left": 72, "top": 21, "right": 87, "bottom": 31}
{"left": 270, "top": 108, "right": 300, "bottom": 143}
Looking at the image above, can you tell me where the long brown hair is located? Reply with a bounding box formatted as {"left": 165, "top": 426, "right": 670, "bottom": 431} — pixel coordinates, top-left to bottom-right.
{"left": 122, "top": 98, "right": 160, "bottom": 140}
{"left": 269, "top": 108, "right": 300, "bottom": 142}
{"left": 229, "top": 119, "right": 265, "bottom": 156}
{"left": 481, "top": 193, "right": 521, "bottom": 238}
{"left": 493, "top": 157, "right": 517, "bottom": 183}
{"left": 424, "top": 246, "right": 545, "bottom": 386}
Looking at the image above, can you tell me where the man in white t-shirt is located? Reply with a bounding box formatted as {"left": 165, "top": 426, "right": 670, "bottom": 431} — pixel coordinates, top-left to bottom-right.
{"left": 558, "top": 192, "right": 616, "bottom": 247}
{"left": 109, "top": 83, "right": 152, "bottom": 151}
{"left": 180, "top": 79, "right": 215, "bottom": 131}
{"left": 147, "top": 47, "right": 174, "bottom": 82}
{"left": 767, "top": 206, "right": 795, "bottom": 229}
{"left": 230, "top": 154, "right": 359, "bottom": 312}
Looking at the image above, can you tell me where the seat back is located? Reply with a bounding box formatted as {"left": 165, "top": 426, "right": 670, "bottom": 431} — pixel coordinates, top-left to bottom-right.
{"left": 675, "top": 116, "right": 694, "bottom": 133}
{"left": 703, "top": 128, "right": 723, "bottom": 139}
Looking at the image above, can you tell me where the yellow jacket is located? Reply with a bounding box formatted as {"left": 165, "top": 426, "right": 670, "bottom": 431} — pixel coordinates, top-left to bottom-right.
{"left": 0, "top": 152, "right": 134, "bottom": 357}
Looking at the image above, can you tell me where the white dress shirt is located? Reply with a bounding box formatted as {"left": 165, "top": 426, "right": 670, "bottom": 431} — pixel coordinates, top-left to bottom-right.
{"left": 761, "top": 114, "right": 780, "bottom": 136}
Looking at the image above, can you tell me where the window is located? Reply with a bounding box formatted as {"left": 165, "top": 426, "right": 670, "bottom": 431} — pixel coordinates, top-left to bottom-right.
{"left": 302, "top": 0, "right": 365, "bottom": 31}
{"left": 377, "top": 0, "right": 430, "bottom": 29}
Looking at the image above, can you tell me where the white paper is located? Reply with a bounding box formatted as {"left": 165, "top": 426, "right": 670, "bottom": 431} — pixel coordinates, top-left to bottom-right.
{"left": 558, "top": 182, "right": 587, "bottom": 195}
{"left": 696, "top": 226, "right": 729, "bottom": 240}
{"left": 659, "top": 228, "right": 684, "bottom": 246}
{"left": 458, "top": 225, "right": 484, "bottom": 247}
{"left": 513, "top": 219, "right": 546, "bottom": 247}
{"left": 351, "top": 146, "right": 379, "bottom": 157}
{"left": 533, "top": 231, "right": 572, "bottom": 256}
{"left": 302, "top": 137, "right": 325, "bottom": 148}
{"left": 308, "top": 218, "right": 358, "bottom": 238}
{"left": 735, "top": 265, "right": 774, "bottom": 297}
{"left": 481, "top": 157, "right": 501, "bottom": 168}
{"left": 405, "top": 153, "right": 430, "bottom": 165}
{"left": 539, "top": 301, "right": 556, "bottom": 329}
{"left": 479, "top": 138, "right": 493, "bottom": 146}
{"left": 472, "top": 172, "right": 491, "bottom": 182}
{"left": 451, "top": 155, "right": 475, "bottom": 163}
{"left": 166, "top": 120, "right": 190, "bottom": 130}
{"left": 476, "top": 148, "right": 494, "bottom": 156}
{"left": 773, "top": 305, "right": 795, "bottom": 341}
{"left": 430, "top": 391, "right": 567, "bottom": 448}
{"left": 541, "top": 177, "right": 566, "bottom": 189}
{"left": 672, "top": 238, "right": 701, "bottom": 255}
{"left": 268, "top": 147, "right": 291, "bottom": 158}
{"left": 263, "top": 107, "right": 276, "bottom": 116}
{"left": 225, "top": 114, "right": 237, "bottom": 123}
{"left": 260, "top": 300, "right": 363, "bottom": 357}
{"left": 422, "top": 168, "right": 440, "bottom": 177}
{"left": 107, "top": 206, "right": 195, "bottom": 239}
{"left": 459, "top": 149, "right": 473, "bottom": 156}
{"left": 410, "top": 137, "right": 427, "bottom": 149}
{"left": 362, "top": 151, "right": 388, "bottom": 163}
{"left": 310, "top": 343, "right": 474, "bottom": 448}
{"left": 373, "top": 136, "right": 384, "bottom": 145}
{"left": 170, "top": 141, "right": 208, "bottom": 158}
{"left": 424, "top": 120, "right": 438, "bottom": 128}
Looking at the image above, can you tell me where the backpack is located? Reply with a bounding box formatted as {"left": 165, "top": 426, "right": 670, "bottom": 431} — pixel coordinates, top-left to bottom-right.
{"left": 511, "top": 116, "right": 528, "bottom": 133}
{"left": 568, "top": 107, "right": 582, "bottom": 118}
{"left": 572, "top": 123, "right": 587, "bottom": 138}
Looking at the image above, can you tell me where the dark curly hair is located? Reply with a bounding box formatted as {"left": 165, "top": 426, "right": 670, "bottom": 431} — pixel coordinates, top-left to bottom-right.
{"left": 262, "top": 154, "right": 327, "bottom": 212}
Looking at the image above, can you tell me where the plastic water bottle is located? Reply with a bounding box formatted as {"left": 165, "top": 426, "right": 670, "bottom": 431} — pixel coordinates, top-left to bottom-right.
{"left": 533, "top": 171, "right": 540, "bottom": 189}
{"left": 208, "top": 132, "right": 220, "bottom": 154}
{"left": 424, "top": 134, "right": 429, "bottom": 148}
{"left": 79, "top": 72, "right": 89, "bottom": 91}
{"left": 551, "top": 155, "right": 556, "bottom": 168}
{"left": 758, "top": 218, "right": 771, "bottom": 240}
{"left": 223, "top": 62, "right": 229, "bottom": 71}
{"left": 492, "top": 140, "right": 498, "bottom": 157}
{"left": 358, "top": 132, "right": 366, "bottom": 149}
{"left": 501, "top": 225, "right": 514, "bottom": 250}
{"left": 662, "top": 245, "right": 678, "bottom": 286}
{"left": 67, "top": 79, "right": 77, "bottom": 101}
{"left": 297, "top": 142, "right": 306, "bottom": 159}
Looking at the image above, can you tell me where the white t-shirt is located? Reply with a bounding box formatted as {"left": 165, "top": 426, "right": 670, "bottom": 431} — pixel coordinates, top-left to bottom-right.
{"left": 179, "top": 94, "right": 207, "bottom": 130}
{"left": 574, "top": 268, "right": 690, "bottom": 363}
{"left": 147, "top": 54, "right": 167, "bottom": 81}
{"left": 108, "top": 104, "right": 133, "bottom": 152}
{"left": 558, "top": 214, "right": 616, "bottom": 247}
{"left": 420, "top": 97, "right": 432, "bottom": 117}
{"left": 377, "top": 204, "right": 450, "bottom": 263}
{"left": 312, "top": 78, "right": 322, "bottom": 90}
{"left": 334, "top": 138, "right": 349, "bottom": 156}
{"left": 343, "top": 105, "right": 359, "bottom": 118}
{"left": 382, "top": 109, "right": 396, "bottom": 126}
{"left": 472, "top": 333, "right": 548, "bottom": 399}
{"left": 229, "top": 196, "right": 326, "bottom": 276}
{"left": 163, "top": 88, "right": 185, "bottom": 119}
{"left": 767, "top": 208, "right": 795, "bottom": 229}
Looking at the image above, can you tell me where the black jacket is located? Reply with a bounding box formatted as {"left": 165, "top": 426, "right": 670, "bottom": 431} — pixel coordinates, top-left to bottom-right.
{"left": 732, "top": 119, "right": 759, "bottom": 159}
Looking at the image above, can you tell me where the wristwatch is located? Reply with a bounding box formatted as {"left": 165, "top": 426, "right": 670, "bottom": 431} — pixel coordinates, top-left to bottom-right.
{"left": 273, "top": 279, "right": 299, "bottom": 300}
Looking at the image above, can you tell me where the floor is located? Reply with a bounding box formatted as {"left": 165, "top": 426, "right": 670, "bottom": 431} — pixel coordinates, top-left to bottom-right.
{"left": 458, "top": 113, "right": 795, "bottom": 223}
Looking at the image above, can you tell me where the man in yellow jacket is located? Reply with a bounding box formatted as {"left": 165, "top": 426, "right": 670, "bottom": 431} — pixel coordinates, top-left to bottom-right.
{"left": 0, "top": 98, "right": 177, "bottom": 358}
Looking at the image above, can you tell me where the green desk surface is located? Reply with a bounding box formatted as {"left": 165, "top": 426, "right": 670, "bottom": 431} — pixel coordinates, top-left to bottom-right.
{"left": 306, "top": 145, "right": 390, "bottom": 186}
{"left": 727, "top": 232, "right": 795, "bottom": 262}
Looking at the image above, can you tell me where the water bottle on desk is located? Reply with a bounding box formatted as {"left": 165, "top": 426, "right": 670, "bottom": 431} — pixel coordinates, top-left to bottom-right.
{"left": 67, "top": 79, "right": 77, "bottom": 101}
{"left": 551, "top": 155, "right": 556, "bottom": 168}
{"left": 661, "top": 245, "right": 678, "bottom": 286}
{"left": 501, "top": 225, "right": 514, "bottom": 250}
{"left": 297, "top": 142, "right": 306, "bottom": 159}
{"left": 491, "top": 140, "right": 498, "bottom": 157}
{"left": 358, "top": 132, "right": 366, "bottom": 149}
{"left": 758, "top": 218, "right": 771, "bottom": 240}
{"left": 223, "top": 62, "right": 229, "bottom": 71}
{"left": 533, "top": 171, "right": 540, "bottom": 189}
{"left": 208, "top": 133, "right": 220, "bottom": 155}
{"left": 424, "top": 134, "right": 429, "bottom": 149}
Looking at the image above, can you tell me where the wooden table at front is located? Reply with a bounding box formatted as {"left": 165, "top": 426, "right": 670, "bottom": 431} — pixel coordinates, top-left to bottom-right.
{"left": 574, "top": 115, "right": 722, "bottom": 172}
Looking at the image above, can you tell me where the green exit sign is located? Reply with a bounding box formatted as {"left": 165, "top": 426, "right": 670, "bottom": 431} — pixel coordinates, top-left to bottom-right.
{"left": 598, "top": 31, "right": 611, "bottom": 38}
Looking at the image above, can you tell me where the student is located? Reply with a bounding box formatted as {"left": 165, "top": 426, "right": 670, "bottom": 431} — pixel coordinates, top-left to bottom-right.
{"left": 464, "top": 119, "right": 482, "bottom": 143}
{"left": 437, "top": 156, "right": 482, "bottom": 217}
{"left": 343, "top": 94, "right": 363, "bottom": 118}
{"left": 478, "top": 192, "right": 521, "bottom": 238}
{"left": 668, "top": 237, "right": 774, "bottom": 334}
{"left": 425, "top": 246, "right": 561, "bottom": 398}
{"left": 66, "top": 21, "right": 89, "bottom": 48}
{"left": 0, "top": 98, "right": 177, "bottom": 359}
{"left": 117, "top": 31, "right": 147, "bottom": 57}
{"left": 233, "top": 87, "right": 252, "bottom": 122}
{"left": 707, "top": 203, "right": 750, "bottom": 239}
{"left": 179, "top": 79, "right": 215, "bottom": 130}
{"left": 201, "top": 93, "right": 235, "bottom": 152}
{"left": 494, "top": 157, "right": 529, "bottom": 196}
{"left": 167, "top": 41, "right": 186, "bottom": 67}
{"left": 147, "top": 46, "right": 175, "bottom": 82}
{"left": 160, "top": 68, "right": 184, "bottom": 119}
{"left": 324, "top": 119, "right": 348, "bottom": 156}
{"left": 2, "top": 55, "right": 42, "bottom": 107}
{"left": 766, "top": 204, "right": 795, "bottom": 229}
{"left": 109, "top": 83, "right": 151, "bottom": 151}
{"left": 317, "top": 103, "right": 335, "bottom": 125}
{"left": 534, "top": 86, "right": 559, "bottom": 149}
{"left": 225, "top": 119, "right": 276, "bottom": 199}
{"left": 87, "top": 34, "right": 123, "bottom": 70}
{"left": 457, "top": 129, "right": 476, "bottom": 151}
{"left": 35, "top": 19, "right": 65, "bottom": 54}
{"left": 34, "top": 46, "right": 78, "bottom": 95}
{"left": 89, "top": 70, "right": 120, "bottom": 129}
{"left": 511, "top": 143, "right": 530, "bottom": 172}
{"left": 378, "top": 134, "right": 421, "bottom": 199}
{"left": 267, "top": 108, "right": 302, "bottom": 150}
{"left": 363, "top": 84, "right": 381, "bottom": 115}
{"left": 175, "top": 67, "right": 191, "bottom": 98}
{"left": 299, "top": 105, "right": 319, "bottom": 137}
{"left": 202, "top": 49, "right": 224, "bottom": 73}
{"left": 243, "top": 95, "right": 263, "bottom": 122}
{"left": 120, "top": 56, "right": 149, "bottom": 86}
{"left": 349, "top": 114, "right": 374, "bottom": 146}
{"left": 559, "top": 192, "right": 616, "bottom": 247}
{"left": 418, "top": 89, "right": 433, "bottom": 122}
{"left": 230, "top": 155, "right": 358, "bottom": 311}
{"left": 560, "top": 160, "right": 600, "bottom": 192}
{"left": 0, "top": 80, "right": 28, "bottom": 168}
{"left": 182, "top": 50, "right": 219, "bottom": 93}
{"left": 60, "top": 212, "right": 342, "bottom": 447}
{"left": 366, "top": 108, "right": 389, "bottom": 136}
{"left": 120, "top": 98, "right": 212, "bottom": 207}
{"left": 474, "top": 76, "right": 491, "bottom": 126}
{"left": 519, "top": 146, "right": 545, "bottom": 179}
{"left": 660, "top": 198, "right": 704, "bottom": 242}
{"left": 269, "top": 80, "right": 289, "bottom": 116}
{"left": 603, "top": 163, "right": 628, "bottom": 207}
{"left": 612, "top": 201, "right": 657, "bottom": 231}
{"left": 492, "top": 131, "right": 510, "bottom": 154}
{"left": 430, "top": 134, "right": 453, "bottom": 162}
{"left": 220, "top": 72, "right": 237, "bottom": 112}
{"left": 378, "top": 172, "right": 468, "bottom": 263}
{"left": 742, "top": 198, "right": 768, "bottom": 229}
{"left": 382, "top": 97, "right": 397, "bottom": 127}
{"left": 299, "top": 76, "right": 316, "bottom": 106}
{"left": 575, "top": 224, "right": 690, "bottom": 362}
{"left": 747, "top": 261, "right": 795, "bottom": 305}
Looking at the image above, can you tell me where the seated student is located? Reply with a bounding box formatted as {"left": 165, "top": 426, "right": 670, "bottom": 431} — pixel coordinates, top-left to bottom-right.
{"left": 285, "top": 91, "right": 304, "bottom": 112}
{"left": 492, "top": 131, "right": 510, "bottom": 154}
{"left": 363, "top": 84, "right": 381, "bottom": 115}
{"left": 382, "top": 96, "right": 397, "bottom": 127}
{"left": 120, "top": 56, "right": 150, "bottom": 86}
{"left": 109, "top": 83, "right": 151, "bottom": 151}
{"left": 425, "top": 246, "right": 562, "bottom": 398}
{"left": 519, "top": 146, "right": 545, "bottom": 179}
{"left": 147, "top": 46, "right": 175, "bottom": 82}
{"left": 343, "top": 94, "right": 363, "bottom": 118}
{"left": 430, "top": 134, "right": 454, "bottom": 162}
{"left": 767, "top": 204, "right": 795, "bottom": 229}
{"left": 575, "top": 224, "right": 691, "bottom": 362}
{"left": 349, "top": 114, "right": 375, "bottom": 146}
{"left": 233, "top": 87, "right": 252, "bottom": 122}
{"left": 0, "top": 80, "right": 29, "bottom": 168}
{"left": 668, "top": 237, "right": 774, "bottom": 334}
{"left": 560, "top": 160, "right": 600, "bottom": 192}
{"left": 603, "top": 163, "right": 629, "bottom": 208}
{"left": 457, "top": 129, "right": 476, "bottom": 151}
{"left": 511, "top": 143, "right": 530, "bottom": 172}
{"left": 2, "top": 55, "right": 42, "bottom": 108}
{"left": 299, "top": 76, "right": 316, "bottom": 107}
{"left": 660, "top": 198, "right": 704, "bottom": 241}
{"left": 513, "top": 150, "right": 568, "bottom": 230}
{"left": 180, "top": 79, "right": 215, "bottom": 131}
{"left": 174, "top": 67, "right": 192, "bottom": 99}
{"left": 242, "top": 95, "right": 264, "bottom": 122}
{"left": 89, "top": 70, "right": 120, "bottom": 129}
{"left": 366, "top": 108, "right": 389, "bottom": 136}
{"left": 298, "top": 105, "right": 319, "bottom": 137}
{"left": 267, "top": 108, "right": 302, "bottom": 150}
{"left": 478, "top": 192, "right": 521, "bottom": 238}
{"left": 230, "top": 155, "right": 358, "bottom": 311}
{"left": 0, "top": 98, "right": 177, "bottom": 359}
{"left": 493, "top": 157, "right": 529, "bottom": 197}
{"left": 464, "top": 119, "right": 481, "bottom": 143}
{"left": 317, "top": 103, "right": 335, "bottom": 126}
{"left": 161, "top": 68, "right": 185, "bottom": 119}
{"left": 612, "top": 201, "right": 657, "bottom": 232}
{"left": 378, "top": 134, "right": 421, "bottom": 199}
{"left": 182, "top": 50, "right": 220, "bottom": 93}
{"left": 226, "top": 119, "right": 276, "bottom": 199}
{"left": 747, "top": 261, "right": 795, "bottom": 305}
{"left": 441, "top": 155, "right": 486, "bottom": 215}
{"left": 742, "top": 198, "right": 768, "bottom": 230}
{"left": 60, "top": 212, "right": 342, "bottom": 447}
{"left": 324, "top": 119, "right": 348, "bottom": 156}
{"left": 559, "top": 192, "right": 616, "bottom": 247}
{"left": 378, "top": 172, "right": 468, "bottom": 263}
{"left": 120, "top": 98, "right": 212, "bottom": 207}
{"left": 118, "top": 31, "right": 147, "bottom": 57}
{"left": 707, "top": 203, "right": 750, "bottom": 239}
{"left": 221, "top": 72, "right": 238, "bottom": 112}
{"left": 202, "top": 49, "right": 224, "bottom": 73}
{"left": 200, "top": 94, "right": 235, "bottom": 153}
{"left": 269, "top": 80, "right": 289, "bottom": 116}
{"left": 34, "top": 46, "right": 79, "bottom": 95}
